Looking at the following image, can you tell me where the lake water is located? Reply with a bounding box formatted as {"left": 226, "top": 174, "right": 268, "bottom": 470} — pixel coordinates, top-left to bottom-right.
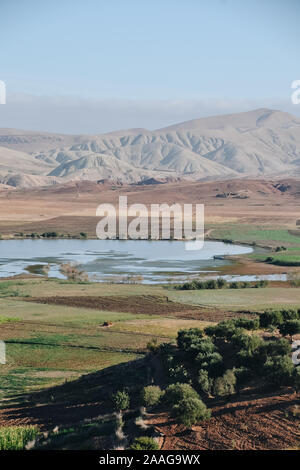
{"left": 0, "top": 239, "right": 254, "bottom": 283}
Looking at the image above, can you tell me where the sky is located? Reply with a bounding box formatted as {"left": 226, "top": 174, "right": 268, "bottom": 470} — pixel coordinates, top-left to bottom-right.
{"left": 0, "top": 0, "right": 300, "bottom": 133}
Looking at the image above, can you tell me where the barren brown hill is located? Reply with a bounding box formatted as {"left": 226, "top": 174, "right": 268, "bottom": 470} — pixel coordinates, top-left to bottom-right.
{"left": 0, "top": 178, "right": 300, "bottom": 235}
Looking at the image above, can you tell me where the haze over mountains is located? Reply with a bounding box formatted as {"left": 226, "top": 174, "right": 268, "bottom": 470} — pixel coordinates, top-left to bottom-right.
{"left": 1, "top": 108, "right": 300, "bottom": 188}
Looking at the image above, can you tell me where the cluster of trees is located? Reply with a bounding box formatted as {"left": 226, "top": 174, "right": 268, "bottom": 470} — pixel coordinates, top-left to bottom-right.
{"left": 205, "top": 319, "right": 299, "bottom": 388}
{"left": 259, "top": 309, "right": 300, "bottom": 336}
{"left": 177, "top": 278, "right": 268, "bottom": 291}
{"left": 15, "top": 232, "right": 88, "bottom": 239}
{"left": 110, "top": 311, "right": 300, "bottom": 448}
{"left": 161, "top": 314, "right": 299, "bottom": 402}
{"left": 112, "top": 382, "right": 210, "bottom": 429}
{"left": 174, "top": 327, "right": 239, "bottom": 397}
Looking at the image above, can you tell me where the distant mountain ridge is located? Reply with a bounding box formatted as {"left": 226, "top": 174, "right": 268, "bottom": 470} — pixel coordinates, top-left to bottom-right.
{"left": 1, "top": 108, "right": 300, "bottom": 187}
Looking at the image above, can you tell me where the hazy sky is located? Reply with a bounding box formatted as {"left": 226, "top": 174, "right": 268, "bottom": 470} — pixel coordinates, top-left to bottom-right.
{"left": 0, "top": 0, "right": 300, "bottom": 133}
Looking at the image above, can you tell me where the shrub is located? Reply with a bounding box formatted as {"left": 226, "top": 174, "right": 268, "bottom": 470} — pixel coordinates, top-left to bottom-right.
{"left": 163, "top": 383, "right": 199, "bottom": 406}
{"left": 172, "top": 397, "right": 211, "bottom": 427}
{"left": 279, "top": 320, "right": 300, "bottom": 337}
{"left": 130, "top": 437, "right": 159, "bottom": 450}
{"left": 168, "top": 363, "right": 190, "bottom": 383}
{"left": 205, "top": 321, "right": 238, "bottom": 340}
{"left": 240, "top": 281, "right": 251, "bottom": 288}
{"left": 233, "top": 333, "right": 263, "bottom": 354}
{"left": 112, "top": 390, "right": 130, "bottom": 412}
{"left": 281, "top": 309, "right": 299, "bottom": 321}
{"left": 177, "top": 328, "right": 203, "bottom": 352}
{"left": 230, "top": 281, "right": 240, "bottom": 289}
{"left": 233, "top": 317, "right": 260, "bottom": 330}
{"left": 141, "top": 386, "right": 163, "bottom": 407}
{"left": 0, "top": 426, "right": 39, "bottom": 450}
{"left": 189, "top": 337, "right": 216, "bottom": 359}
{"left": 198, "top": 369, "right": 213, "bottom": 395}
{"left": 213, "top": 369, "right": 236, "bottom": 397}
{"left": 257, "top": 280, "right": 268, "bottom": 287}
{"left": 259, "top": 310, "right": 283, "bottom": 328}
{"left": 217, "top": 278, "right": 227, "bottom": 289}
{"left": 177, "top": 278, "right": 228, "bottom": 290}
{"left": 235, "top": 334, "right": 265, "bottom": 370}
{"left": 264, "top": 355, "right": 294, "bottom": 386}
{"left": 205, "top": 279, "right": 218, "bottom": 290}
{"left": 261, "top": 338, "right": 291, "bottom": 357}
{"left": 196, "top": 351, "right": 223, "bottom": 377}
{"left": 41, "top": 232, "right": 58, "bottom": 238}
{"left": 146, "top": 337, "right": 160, "bottom": 353}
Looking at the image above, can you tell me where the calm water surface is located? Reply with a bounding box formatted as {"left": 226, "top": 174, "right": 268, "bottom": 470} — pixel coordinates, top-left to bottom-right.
{"left": 0, "top": 239, "right": 254, "bottom": 284}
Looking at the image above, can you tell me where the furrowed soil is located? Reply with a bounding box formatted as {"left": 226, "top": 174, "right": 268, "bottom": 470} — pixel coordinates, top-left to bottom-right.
{"left": 26, "top": 295, "right": 247, "bottom": 321}
{"left": 0, "top": 357, "right": 298, "bottom": 450}
{"left": 148, "top": 390, "right": 300, "bottom": 450}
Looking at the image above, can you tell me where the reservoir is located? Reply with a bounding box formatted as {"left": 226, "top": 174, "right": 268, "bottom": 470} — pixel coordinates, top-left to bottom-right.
{"left": 0, "top": 239, "right": 253, "bottom": 283}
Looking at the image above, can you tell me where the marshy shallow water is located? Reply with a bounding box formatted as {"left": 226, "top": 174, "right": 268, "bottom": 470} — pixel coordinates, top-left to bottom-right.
{"left": 0, "top": 238, "right": 255, "bottom": 284}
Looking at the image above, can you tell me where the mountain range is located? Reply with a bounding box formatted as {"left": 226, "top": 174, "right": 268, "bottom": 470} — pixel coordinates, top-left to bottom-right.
{"left": 1, "top": 108, "right": 300, "bottom": 188}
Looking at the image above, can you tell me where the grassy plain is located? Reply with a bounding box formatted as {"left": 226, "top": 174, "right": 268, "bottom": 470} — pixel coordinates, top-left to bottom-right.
{"left": 0, "top": 279, "right": 214, "bottom": 398}
{"left": 0, "top": 276, "right": 299, "bottom": 401}
{"left": 169, "top": 287, "right": 300, "bottom": 310}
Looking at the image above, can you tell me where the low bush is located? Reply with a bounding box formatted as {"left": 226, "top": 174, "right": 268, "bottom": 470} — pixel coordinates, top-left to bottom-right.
{"left": 197, "top": 369, "right": 213, "bottom": 395}
{"left": 279, "top": 320, "right": 300, "bottom": 337}
{"left": 229, "top": 281, "right": 240, "bottom": 289}
{"left": 213, "top": 369, "right": 236, "bottom": 397}
{"left": 264, "top": 355, "right": 294, "bottom": 386}
{"left": 281, "top": 309, "right": 299, "bottom": 321}
{"left": 261, "top": 338, "right": 291, "bottom": 357}
{"left": 217, "top": 278, "right": 227, "bottom": 289}
{"left": 177, "top": 328, "right": 204, "bottom": 352}
{"left": 163, "top": 383, "right": 199, "bottom": 407}
{"left": 141, "top": 386, "right": 163, "bottom": 407}
{"left": 259, "top": 310, "right": 283, "bottom": 328}
{"left": 205, "top": 321, "right": 240, "bottom": 340}
{"left": 146, "top": 337, "right": 160, "bottom": 353}
{"left": 172, "top": 397, "right": 211, "bottom": 427}
{"left": 112, "top": 390, "right": 130, "bottom": 412}
{"left": 232, "top": 317, "right": 260, "bottom": 330}
{"left": 130, "top": 437, "right": 159, "bottom": 450}
{"left": 0, "top": 426, "right": 39, "bottom": 450}
{"left": 196, "top": 351, "right": 223, "bottom": 377}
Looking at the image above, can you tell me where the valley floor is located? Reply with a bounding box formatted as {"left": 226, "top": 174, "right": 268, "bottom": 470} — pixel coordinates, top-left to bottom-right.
{"left": 0, "top": 277, "right": 299, "bottom": 449}
{"left": 0, "top": 179, "right": 300, "bottom": 449}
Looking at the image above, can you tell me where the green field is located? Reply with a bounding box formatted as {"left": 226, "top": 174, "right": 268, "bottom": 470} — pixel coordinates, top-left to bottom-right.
{"left": 209, "top": 224, "right": 300, "bottom": 267}
{"left": 168, "top": 287, "right": 300, "bottom": 310}
{"left": 0, "top": 280, "right": 209, "bottom": 398}
{"left": 210, "top": 224, "right": 300, "bottom": 247}
{"left": 0, "top": 277, "right": 299, "bottom": 400}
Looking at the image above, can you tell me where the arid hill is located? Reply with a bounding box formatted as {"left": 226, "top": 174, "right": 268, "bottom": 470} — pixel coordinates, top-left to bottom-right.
{"left": 1, "top": 108, "right": 300, "bottom": 187}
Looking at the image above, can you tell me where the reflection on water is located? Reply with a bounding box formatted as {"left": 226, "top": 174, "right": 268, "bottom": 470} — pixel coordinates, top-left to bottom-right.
{"left": 0, "top": 239, "right": 254, "bottom": 284}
